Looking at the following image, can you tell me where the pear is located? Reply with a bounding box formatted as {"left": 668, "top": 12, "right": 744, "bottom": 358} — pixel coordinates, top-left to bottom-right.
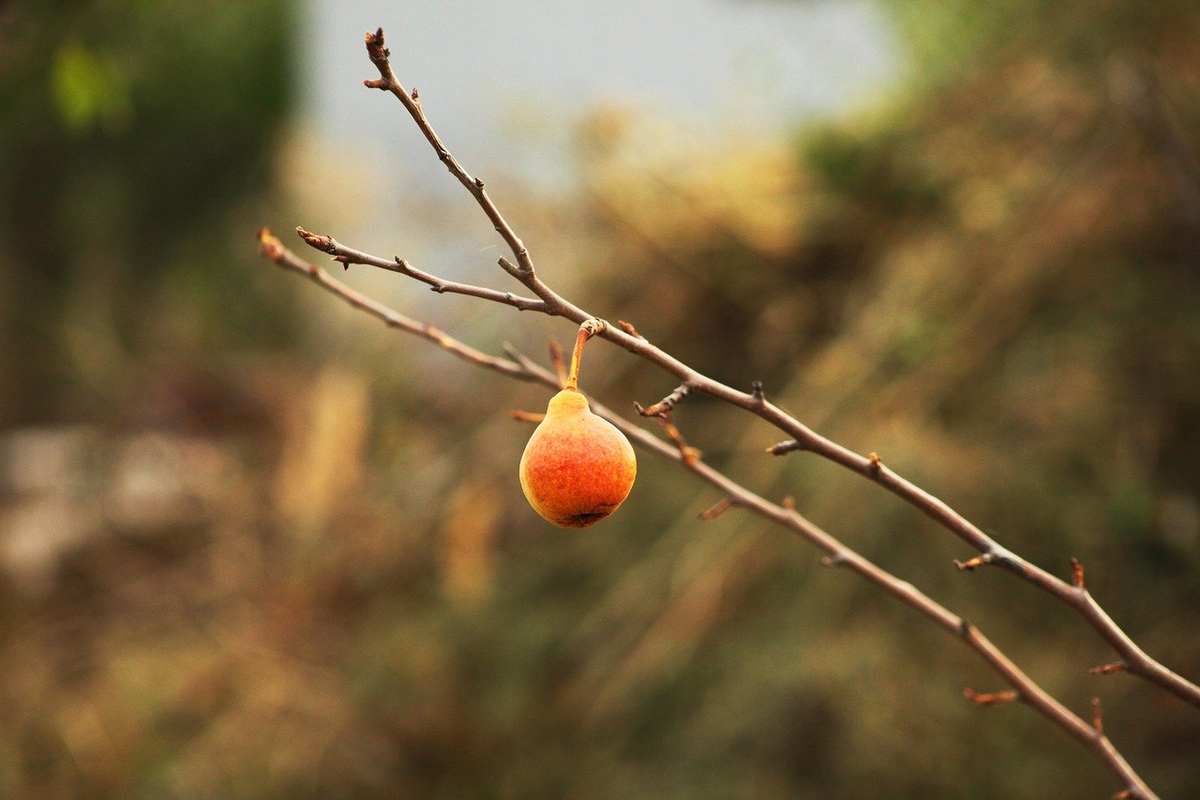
{"left": 519, "top": 388, "right": 637, "bottom": 528}
{"left": 519, "top": 321, "right": 637, "bottom": 528}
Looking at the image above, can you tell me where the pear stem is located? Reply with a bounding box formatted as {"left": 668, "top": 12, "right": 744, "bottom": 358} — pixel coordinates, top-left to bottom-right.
{"left": 565, "top": 318, "right": 605, "bottom": 391}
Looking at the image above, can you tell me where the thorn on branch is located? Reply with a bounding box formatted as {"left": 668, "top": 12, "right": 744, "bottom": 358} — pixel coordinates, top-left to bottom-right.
{"left": 821, "top": 551, "right": 848, "bottom": 568}
{"left": 1091, "top": 697, "right": 1104, "bottom": 735}
{"left": 699, "top": 497, "right": 733, "bottom": 521}
{"left": 474, "top": 177, "right": 485, "bottom": 189}
{"left": 963, "top": 687, "right": 1019, "bottom": 706}
{"left": 1070, "top": 556, "right": 1086, "bottom": 589}
{"left": 411, "top": 86, "right": 419, "bottom": 100}
{"left": 751, "top": 380, "right": 765, "bottom": 404}
{"left": 511, "top": 410, "right": 544, "bottom": 424}
{"left": 617, "top": 319, "right": 645, "bottom": 339}
{"left": 637, "top": 384, "right": 691, "bottom": 418}
{"left": 766, "top": 439, "right": 803, "bottom": 456}
{"left": 1090, "top": 662, "right": 1128, "bottom": 676}
{"left": 954, "top": 553, "right": 997, "bottom": 572}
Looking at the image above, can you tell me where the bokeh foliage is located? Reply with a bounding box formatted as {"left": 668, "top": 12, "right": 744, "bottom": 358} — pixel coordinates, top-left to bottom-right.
{"left": 1, "top": 1, "right": 1199, "bottom": 797}
{"left": 0, "top": 0, "right": 293, "bottom": 427}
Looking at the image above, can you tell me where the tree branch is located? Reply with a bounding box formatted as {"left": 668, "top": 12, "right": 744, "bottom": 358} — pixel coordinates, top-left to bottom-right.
{"left": 324, "top": 27, "right": 1200, "bottom": 714}
{"left": 296, "top": 227, "right": 547, "bottom": 312}
{"left": 249, "top": 26, "right": 1200, "bottom": 796}
{"left": 258, "top": 228, "right": 1156, "bottom": 799}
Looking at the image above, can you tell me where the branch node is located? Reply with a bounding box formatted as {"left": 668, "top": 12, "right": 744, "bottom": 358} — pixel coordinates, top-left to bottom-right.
{"left": 782, "top": 496, "right": 796, "bottom": 510}
{"left": 499, "top": 256, "right": 531, "bottom": 277}
{"left": 410, "top": 86, "right": 419, "bottom": 100}
{"left": 1091, "top": 696, "right": 1104, "bottom": 735}
{"left": 766, "top": 439, "right": 803, "bottom": 456}
{"left": 963, "top": 687, "right": 1019, "bottom": 706}
{"left": 954, "top": 553, "right": 996, "bottom": 572}
{"left": 580, "top": 318, "right": 606, "bottom": 338}
{"left": 617, "top": 319, "right": 645, "bottom": 339}
{"left": 699, "top": 497, "right": 733, "bottom": 521}
{"left": 1069, "top": 556, "right": 1086, "bottom": 590}
{"left": 638, "top": 384, "right": 691, "bottom": 418}
{"left": 751, "top": 380, "right": 765, "bottom": 404}
{"left": 474, "top": 177, "right": 485, "bottom": 189}
{"left": 821, "top": 551, "right": 848, "bottom": 568}
{"left": 868, "top": 452, "right": 883, "bottom": 473}
{"left": 363, "top": 78, "right": 390, "bottom": 90}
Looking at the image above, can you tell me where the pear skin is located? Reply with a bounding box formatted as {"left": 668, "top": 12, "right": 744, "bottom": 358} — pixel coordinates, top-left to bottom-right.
{"left": 519, "top": 389, "right": 637, "bottom": 528}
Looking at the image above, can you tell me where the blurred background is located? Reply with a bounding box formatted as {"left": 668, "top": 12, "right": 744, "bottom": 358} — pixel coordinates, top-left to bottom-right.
{"left": 2, "top": 0, "right": 1199, "bottom": 796}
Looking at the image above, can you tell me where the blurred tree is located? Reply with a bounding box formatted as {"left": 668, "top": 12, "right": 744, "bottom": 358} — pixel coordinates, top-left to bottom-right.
{"left": 0, "top": 0, "right": 294, "bottom": 427}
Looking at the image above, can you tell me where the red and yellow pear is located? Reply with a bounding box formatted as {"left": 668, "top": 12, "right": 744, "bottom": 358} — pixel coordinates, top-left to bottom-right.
{"left": 519, "top": 321, "right": 636, "bottom": 528}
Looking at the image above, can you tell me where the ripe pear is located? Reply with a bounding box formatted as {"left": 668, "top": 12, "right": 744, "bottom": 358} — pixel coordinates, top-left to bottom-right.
{"left": 519, "top": 388, "right": 637, "bottom": 528}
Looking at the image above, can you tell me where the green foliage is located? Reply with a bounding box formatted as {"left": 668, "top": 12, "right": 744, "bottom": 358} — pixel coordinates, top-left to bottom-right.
{"left": 0, "top": 0, "right": 294, "bottom": 425}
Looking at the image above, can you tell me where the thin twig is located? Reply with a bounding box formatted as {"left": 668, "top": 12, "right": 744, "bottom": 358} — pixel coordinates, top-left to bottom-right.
{"left": 964, "top": 688, "right": 1019, "bottom": 706}
{"left": 699, "top": 497, "right": 734, "bottom": 521}
{"left": 259, "top": 229, "right": 531, "bottom": 381}
{"left": 637, "top": 383, "right": 691, "bottom": 418}
{"left": 363, "top": 29, "right": 536, "bottom": 276}
{"left": 296, "top": 227, "right": 547, "bottom": 312}
{"left": 333, "top": 28, "right": 1200, "bottom": 714}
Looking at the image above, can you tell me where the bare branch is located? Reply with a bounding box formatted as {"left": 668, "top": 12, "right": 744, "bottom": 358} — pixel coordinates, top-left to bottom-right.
{"left": 259, "top": 226, "right": 1157, "bottom": 800}
{"left": 363, "top": 29, "right": 536, "bottom": 276}
{"left": 247, "top": 28, "right": 1200, "bottom": 796}
{"left": 350, "top": 20, "right": 1200, "bottom": 712}
{"left": 259, "top": 229, "right": 534, "bottom": 382}
{"left": 296, "top": 226, "right": 547, "bottom": 312}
